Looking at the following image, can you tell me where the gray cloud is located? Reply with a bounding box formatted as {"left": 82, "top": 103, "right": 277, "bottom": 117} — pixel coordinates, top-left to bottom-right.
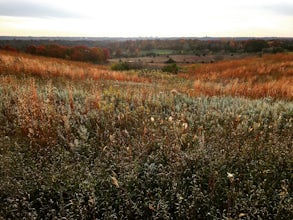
{"left": 267, "top": 3, "right": 293, "bottom": 16}
{"left": 0, "top": 0, "right": 83, "bottom": 18}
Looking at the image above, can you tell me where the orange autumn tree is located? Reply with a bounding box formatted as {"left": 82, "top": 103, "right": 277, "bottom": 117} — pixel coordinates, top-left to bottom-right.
{"left": 25, "top": 44, "right": 109, "bottom": 63}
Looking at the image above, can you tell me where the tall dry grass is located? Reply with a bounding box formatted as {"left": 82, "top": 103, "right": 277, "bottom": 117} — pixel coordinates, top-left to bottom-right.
{"left": 0, "top": 50, "right": 151, "bottom": 83}
{"left": 181, "top": 53, "right": 293, "bottom": 100}
{"left": 1, "top": 51, "right": 293, "bottom": 218}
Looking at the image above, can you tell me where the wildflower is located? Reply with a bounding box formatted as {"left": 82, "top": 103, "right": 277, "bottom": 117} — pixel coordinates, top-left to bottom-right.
{"left": 168, "top": 116, "right": 173, "bottom": 122}
{"left": 151, "top": 117, "right": 155, "bottom": 122}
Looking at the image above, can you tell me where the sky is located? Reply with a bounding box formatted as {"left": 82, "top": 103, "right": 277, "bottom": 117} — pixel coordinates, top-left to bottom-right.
{"left": 0, "top": 0, "right": 292, "bottom": 37}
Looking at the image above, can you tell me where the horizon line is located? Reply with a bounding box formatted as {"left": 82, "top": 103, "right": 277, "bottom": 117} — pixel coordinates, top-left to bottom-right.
{"left": 1, "top": 36, "right": 293, "bottom": 39}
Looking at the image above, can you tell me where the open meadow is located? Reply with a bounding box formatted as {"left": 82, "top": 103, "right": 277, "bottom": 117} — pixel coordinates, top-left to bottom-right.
{"left": 0, "top": 50, "right": 292, "bottom": 219}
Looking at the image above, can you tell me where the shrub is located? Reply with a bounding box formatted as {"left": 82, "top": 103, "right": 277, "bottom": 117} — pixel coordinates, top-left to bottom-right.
{"left": 165, "top": 58, "right": 176, "bottom": 64}
{"left": 162, "top": 63, "right": 179, "bottom": 74}
{"left": 111, "top": 61, "right": 143, "bottom": 71}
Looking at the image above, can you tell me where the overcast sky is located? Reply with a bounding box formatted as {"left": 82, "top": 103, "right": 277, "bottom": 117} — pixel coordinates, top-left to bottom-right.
{"left": 0, "top": 0, "right": 292, "bottom": 37}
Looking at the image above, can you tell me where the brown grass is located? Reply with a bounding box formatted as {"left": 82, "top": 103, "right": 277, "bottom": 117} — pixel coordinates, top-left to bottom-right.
{"left": 180, "top": 53, "right": 293, "bottom": 100}
{"left": 1, "top": 50, "right": 292, "bottom": 100}
{"left": 0, "top": 50, "right": 151, "bottom": 83}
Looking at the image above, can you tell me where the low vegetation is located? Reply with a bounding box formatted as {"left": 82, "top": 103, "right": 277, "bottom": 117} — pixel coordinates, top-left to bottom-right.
{"left": 111, "top": 61, "right": 144, "bottom": 71}
{"left": 0, "top": 50, "right": 292, "bottom": 219}
{"left": 162, "top": 63, "right": 179, "bottom": 74}
{"left": 182, "top": 53, "right": 293, "bottom": 100}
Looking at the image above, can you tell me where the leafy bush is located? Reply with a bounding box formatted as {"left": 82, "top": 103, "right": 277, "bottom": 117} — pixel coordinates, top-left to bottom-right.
{"left": 165, "top": 58, "right": 176, "bottom": 64}
{"left": 111, "top": 61, "right": 143, "bottom": 71}
{"left": 162, "top": 63, "right": 179, "bottom": 74}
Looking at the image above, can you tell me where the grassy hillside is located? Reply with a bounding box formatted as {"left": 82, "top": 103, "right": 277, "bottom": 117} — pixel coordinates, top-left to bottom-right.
{"left": 0, "top": 50, "right": 292, "bottom": 219}
{"left": 184, "top": 53, "right": 293, "bottom": 100}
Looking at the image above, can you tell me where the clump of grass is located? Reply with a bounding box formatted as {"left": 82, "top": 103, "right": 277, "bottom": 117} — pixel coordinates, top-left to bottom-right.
{"left": 162, "top": 63, "right": 179, "bottom": 74}
{"left": 111, "top": 61, "right": 144, "bottom": 71}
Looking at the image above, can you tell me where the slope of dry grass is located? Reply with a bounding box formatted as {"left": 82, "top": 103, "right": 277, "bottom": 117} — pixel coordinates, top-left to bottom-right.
{"left": 180, "top": 53, "right": 293, "bottom": 100}
{"left": 0, "top": 50, "right": 151, "bottom": 83}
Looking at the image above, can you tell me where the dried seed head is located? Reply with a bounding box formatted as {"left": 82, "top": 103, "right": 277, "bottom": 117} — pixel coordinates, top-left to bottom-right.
{"left": 111, "top": 176, "right": 119, "bottom": 188}
{"left": 227, "top": 172, "right": 234, "bottom": 182}
{"left": 182, "top": 122, "right": 188, "bottom": 129}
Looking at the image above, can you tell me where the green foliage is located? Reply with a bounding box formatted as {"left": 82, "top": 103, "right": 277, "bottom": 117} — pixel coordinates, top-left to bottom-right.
{"left": 244, "top": 40, "right": 269, "bottom": 53}
{"left": 111, "top": 61, "right": 131, "bottom": 71}
{"left": 165, "top": 58, "right": 176, "bottom": 64}
{"left": 162, "top": 63, "right": 179, "bottom": 74}
{"left": 0, "top": 74, "right": 292, "bottom": 219}
{"left": 111, "top": 61, "right": 143, "bottom": 71}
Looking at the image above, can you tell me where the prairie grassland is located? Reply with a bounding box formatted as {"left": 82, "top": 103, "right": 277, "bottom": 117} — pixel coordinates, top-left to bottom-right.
{"left": 180, "top": 53, "right": 293, "bottom": 100}
{"left": 0, "top": 51, "right": 151, "bottom": 83}
{"left": 0, "top": 51, "right": 292, "bottom": 219}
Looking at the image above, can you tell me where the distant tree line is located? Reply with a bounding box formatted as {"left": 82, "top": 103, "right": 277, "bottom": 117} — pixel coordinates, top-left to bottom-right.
{"left": 108, "top": 39, "right": 234, "bottom": 56}
{"left": 0, "top": 45, "right": 18, "bottom": 52}
{"left": 25, "top": 44, "right": 110, "bottom": 63}
{"left": 105, "top": 38, "right": 293, "bottom": 57}
{"left": 1, "top": 38, "right": 293, "bottom": 59}
{"left": 0, "top": 44, "right": 110, "bottom": 63}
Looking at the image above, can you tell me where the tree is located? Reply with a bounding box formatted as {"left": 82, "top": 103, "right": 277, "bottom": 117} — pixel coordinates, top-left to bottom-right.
{"left": 22, "top": 43, "right": 110, "bottom": 63}
{"left": 89, "top": 47, "right": 104, "bottom": 63}
{"left": 69, "top": 46, "right": 91, "bottom": 61}
{"left": 25, "top": 45, "right": 37, "bottom": 54}
{"left": 102, "top": 48, "right": 110, "bottom": 61}
{"left": 35, "top": 45, "right": 46, "bottom": 56}
{"left": 244, "top": 40, "right": 269, "bottom": 53}
{"left": 45, "top": 44, "right": 67, "bottom": 58}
